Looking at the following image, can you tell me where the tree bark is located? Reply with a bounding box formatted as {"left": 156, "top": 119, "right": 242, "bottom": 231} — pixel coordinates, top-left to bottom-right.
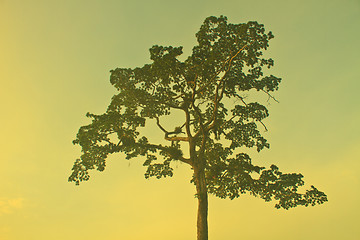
{"left": 194, "top": 165, "right": 208, "bottom": 240}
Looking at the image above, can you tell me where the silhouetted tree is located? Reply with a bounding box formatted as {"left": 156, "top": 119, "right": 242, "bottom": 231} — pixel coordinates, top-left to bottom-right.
{"left": 69, "top": 16, "right": 327, "bottom": 240}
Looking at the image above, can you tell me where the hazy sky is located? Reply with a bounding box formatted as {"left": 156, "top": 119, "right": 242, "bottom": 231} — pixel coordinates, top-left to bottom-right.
{"left": 1, "top": 0, "right": 359, "bottom": 239}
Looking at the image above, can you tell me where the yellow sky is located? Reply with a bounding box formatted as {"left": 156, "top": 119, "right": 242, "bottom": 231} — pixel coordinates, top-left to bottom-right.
{"left": 1, "top": 0, "right": 359, "bottom": 239}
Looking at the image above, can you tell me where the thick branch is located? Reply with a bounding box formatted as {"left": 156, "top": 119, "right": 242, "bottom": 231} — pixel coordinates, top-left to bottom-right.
{"left": 190, "top": 72, "right": 206, "bottom": 142}
{"left": 192, "top": 104, "right": 206, "bottom": 138}
{"left": 155, "top": 116, "right": 189, "bottom": 142}
{"left": 183, "top": 107, "right": 193, "bottom": 139}
{"left": 165, "top": 136, "right": 189, "bottom": 142}
{"left": 155, "top": 116, "right": 168, "bottom": 134}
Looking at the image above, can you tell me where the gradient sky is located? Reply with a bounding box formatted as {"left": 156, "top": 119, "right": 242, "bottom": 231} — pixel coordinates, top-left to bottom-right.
{"left": 1, "top": 0, "right": 359, "bottom": 239}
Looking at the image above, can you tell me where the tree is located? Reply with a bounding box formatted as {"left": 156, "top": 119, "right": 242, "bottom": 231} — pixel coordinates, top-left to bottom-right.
{"left": 69, "top": 16, "right": 327, "bottom": 240}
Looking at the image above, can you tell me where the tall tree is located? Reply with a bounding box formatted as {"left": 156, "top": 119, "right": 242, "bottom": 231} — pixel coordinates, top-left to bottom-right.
{"left": 69, "top": 16, "right": 327, "bottom": 240}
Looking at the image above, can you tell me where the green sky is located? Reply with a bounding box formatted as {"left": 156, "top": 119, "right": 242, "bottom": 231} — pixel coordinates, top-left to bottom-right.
{"left": 1, "top": 0, "right": 359, "bottom": 239}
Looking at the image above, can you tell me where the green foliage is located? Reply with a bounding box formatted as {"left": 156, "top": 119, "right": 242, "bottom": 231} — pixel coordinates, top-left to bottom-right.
{"left": 69, "top": 16, "right": 327, "bottom": 209}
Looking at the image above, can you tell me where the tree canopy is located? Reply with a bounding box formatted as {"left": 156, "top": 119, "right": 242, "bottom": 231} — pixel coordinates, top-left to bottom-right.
{"left": 69, "top": 15, "right": 327, "bottom": 212}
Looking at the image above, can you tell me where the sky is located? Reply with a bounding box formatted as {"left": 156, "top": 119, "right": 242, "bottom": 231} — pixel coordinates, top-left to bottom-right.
{"left": 0, "top": 0, "right": 359, "bottom": 239}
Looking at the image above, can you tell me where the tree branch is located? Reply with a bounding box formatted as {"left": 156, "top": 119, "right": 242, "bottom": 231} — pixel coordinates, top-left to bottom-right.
{"left": 164, "top": 136, "right": 189, "bottom": 142}
{"left": 155, "top": 116, "right": 168, "bottom": 134}
{"left": 183, "top": 107, "right": 193, "bottom": 139}
{"left": 261, "top": 89, "right": 280, "bottom": 103}
{"left": 155, "top": 116, "right": 189, "bottom": 142}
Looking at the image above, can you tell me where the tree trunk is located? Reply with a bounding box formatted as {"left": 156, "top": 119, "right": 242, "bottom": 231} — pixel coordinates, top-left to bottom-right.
{"left": 194, "top": 165, "right": 208, "bottom": 240}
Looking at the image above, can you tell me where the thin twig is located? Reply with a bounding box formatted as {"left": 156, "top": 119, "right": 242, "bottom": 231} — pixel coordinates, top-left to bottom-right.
{"left": 261, "top": 89, "right": 279, "bottom": 103}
